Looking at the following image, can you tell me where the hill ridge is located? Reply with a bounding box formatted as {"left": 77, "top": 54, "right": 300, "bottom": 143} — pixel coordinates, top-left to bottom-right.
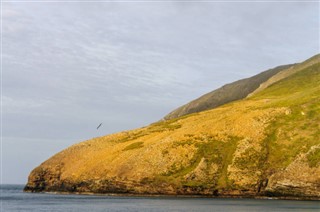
{"left": 164, "top": 54, "right": 320, "bottom": 120}
{"left": 248, "top": 54, "right": 320, "bottom": 97}
{"left": 163, "top": 64, "right": 293, "bottom": 120}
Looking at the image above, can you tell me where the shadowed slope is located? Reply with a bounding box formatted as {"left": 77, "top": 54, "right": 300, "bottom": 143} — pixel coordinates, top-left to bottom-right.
{"left": 163, "top": 64, "right": 293, "bottom": 120}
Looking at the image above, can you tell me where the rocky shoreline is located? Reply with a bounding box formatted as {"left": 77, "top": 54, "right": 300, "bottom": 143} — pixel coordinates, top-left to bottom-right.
{"left": 23, "top": 189, "right": 320, "bottom": 201}
{"left": 23, "top": 178, "right": 320, "bottom": 201}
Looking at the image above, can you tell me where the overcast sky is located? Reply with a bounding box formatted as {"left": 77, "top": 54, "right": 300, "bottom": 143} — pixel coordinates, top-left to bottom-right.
{"left": 1, "top": 1, "right": 319, "bottom": 184}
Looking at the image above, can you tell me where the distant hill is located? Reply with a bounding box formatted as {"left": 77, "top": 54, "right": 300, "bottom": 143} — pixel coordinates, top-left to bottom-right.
{"left": 25, "top": 54, "right": 320, "bottom": 199}
{"left": 163, "top": 64, "right": 293, "bottom": 120}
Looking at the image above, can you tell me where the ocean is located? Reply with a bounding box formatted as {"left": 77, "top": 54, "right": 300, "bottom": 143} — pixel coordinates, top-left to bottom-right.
{"left": 1, "top": 185, "right": 319, "bottom": 212}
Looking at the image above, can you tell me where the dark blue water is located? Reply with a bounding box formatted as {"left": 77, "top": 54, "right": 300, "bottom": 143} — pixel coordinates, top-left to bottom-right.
{"left": 1, "top": 185, "right": 319, "bottom": 212}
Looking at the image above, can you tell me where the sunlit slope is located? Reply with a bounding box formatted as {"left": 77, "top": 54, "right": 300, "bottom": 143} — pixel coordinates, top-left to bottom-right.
{"left": 249, "top": 54, "right": 320, "bottom": 97}
{"left": 25, "top": 56, "right": 320, "bottom": 198}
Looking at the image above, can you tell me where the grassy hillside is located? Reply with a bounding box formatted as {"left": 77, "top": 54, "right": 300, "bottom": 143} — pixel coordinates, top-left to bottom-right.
{"left": 25, "top": 55, "right": 320, "bottom": 199}
{"left": 163, "top": 64, "right": 293, "bottom": 120}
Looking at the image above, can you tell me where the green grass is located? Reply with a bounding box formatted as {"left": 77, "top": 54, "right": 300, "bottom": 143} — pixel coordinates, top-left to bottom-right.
{"left": 251, "top": 63, "right": 320, "bottom": 107}
{"left": 123, "top": 142, "right": 144, "bottom": 151}
{"left": 307, "top": 148, "right": 320, "bottom": 168}
{"left": 250, "top": 63, "right": 320, "bottom": 174}
{"left": 159, "top": 135, "right": 241, "bottom": 189}
{"left": 260, "top": 101, "right": 320, "bottom": 172}
{"left": 148, "top": 119, "right": 182, "bottom": 133}
{"left": 234, "top": 146, "right": 267, "bottom": 170}
{"left": 116, "top": 130, "right": 148, "bottom": 143}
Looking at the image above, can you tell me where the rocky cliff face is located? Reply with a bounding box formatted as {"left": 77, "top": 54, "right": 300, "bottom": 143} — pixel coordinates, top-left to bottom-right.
{"left": 25, "top": 55, "right": 320, "bottom": 199}
{"left": 265, "top": 145, "right": 320, "bottom": 197}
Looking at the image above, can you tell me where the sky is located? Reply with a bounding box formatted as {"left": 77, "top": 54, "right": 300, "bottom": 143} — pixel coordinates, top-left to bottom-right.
{"left": 1, "top": 0, "right": 319, "bottom": 184}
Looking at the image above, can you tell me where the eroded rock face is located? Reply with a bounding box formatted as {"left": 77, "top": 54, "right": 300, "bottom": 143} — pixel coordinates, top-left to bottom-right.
{"left": 266, "top": 145, "right": 320, "bottom": 197}
{"left": 24, "top": 166, "right": 63, "bottom": 192}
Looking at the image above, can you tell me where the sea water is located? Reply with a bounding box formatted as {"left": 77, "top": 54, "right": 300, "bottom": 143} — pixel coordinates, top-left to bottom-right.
{"left": 1, "top": 185, "right": 319, "bottom": 212}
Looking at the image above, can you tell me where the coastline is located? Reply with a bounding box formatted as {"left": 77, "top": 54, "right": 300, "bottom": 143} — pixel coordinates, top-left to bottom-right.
{"left": 23, "top": 190, "right": 320, "bottom": 201}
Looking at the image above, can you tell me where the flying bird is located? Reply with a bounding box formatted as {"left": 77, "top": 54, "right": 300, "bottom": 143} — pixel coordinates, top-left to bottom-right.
{"left": 97, "top": 123, "right": 102, "bottom": 130}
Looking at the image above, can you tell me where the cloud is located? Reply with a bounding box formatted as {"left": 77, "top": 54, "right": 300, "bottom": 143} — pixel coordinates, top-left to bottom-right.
{"left": 2, "top": 1, "right": 319, "bottom": 183}
{"left": 3, "top": 1, "right": 318, "bottom": 128}
{"left": 2, "top": 95, "right": 53, "bottom": 114}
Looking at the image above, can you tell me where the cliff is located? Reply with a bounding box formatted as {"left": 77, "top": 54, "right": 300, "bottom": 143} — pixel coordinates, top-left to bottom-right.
{"left": 25, "top": 55, "right": 320, "bottom": 199}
